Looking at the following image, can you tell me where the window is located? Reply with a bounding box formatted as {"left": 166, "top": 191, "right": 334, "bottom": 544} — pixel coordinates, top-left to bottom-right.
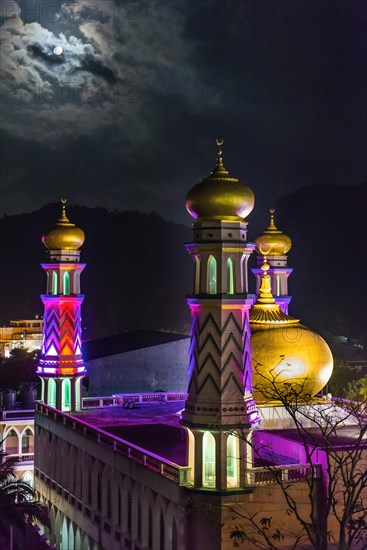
{"left": 52, "top": 272, "right": 58, "bottom": 295}
{"left": 22, "top": 428, "right": 33, "bottom": 454}
{"left": 227, "top": 258, "right": 234, "bottom": 294}
{"left": 276, "top": 275, "right": 281, "bottom": 296}
{"left": 203, "top": 431, "right": 216, "bottom": 487}
{"left": 63, "top": 272, "right": 70, "bottom": 295}
{"left": 207, "top": 256, "right": 217, "bottom": 294}
{"left": 227, "top": 434, "right": 240, "bottom": 487}
{"left": 47, "top": 378, "right": 56, "bottom": 407}
{"left": 62, "top": 379, "right": 71, "bottom": 411}
{"left": 195, "top": 257, "right": 200, "bottom": 294}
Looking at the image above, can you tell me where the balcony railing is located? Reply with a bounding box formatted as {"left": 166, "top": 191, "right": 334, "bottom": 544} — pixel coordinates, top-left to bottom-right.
{"left": 82, "top": 392, "right": 188, "bottom": 409}
{"left": 36, "top": 402, "right": 192, "bottom": 487}
{"left": 246, "top": 464, "right": 320, "bottom": 486}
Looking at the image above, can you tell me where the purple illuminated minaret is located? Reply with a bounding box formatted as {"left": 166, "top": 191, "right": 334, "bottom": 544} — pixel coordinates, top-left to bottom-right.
{"left": 37, "top": 200, "right": 86, "bottom": 412}
{"left": 181, "top": 140, "right": 259, "bottom": 491}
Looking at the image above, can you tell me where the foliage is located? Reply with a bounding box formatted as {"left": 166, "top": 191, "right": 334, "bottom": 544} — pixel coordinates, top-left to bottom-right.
{"left": 0, "top": 348, "right": 39, "bottom": 391}
{"left": 0, "top": 452, "right": 49, "bottom": 543}
{"left": 346, "top": 376, "right": 367, "bottom": 401}
{"left": 227, "top": 362, "right": 367, "bottom": 550}
{"left": 325, "top": 358, "right": 360, "bottom": 399}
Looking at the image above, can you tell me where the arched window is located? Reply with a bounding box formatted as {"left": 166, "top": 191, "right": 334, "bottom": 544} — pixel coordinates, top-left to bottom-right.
{"left": 227, "top": 434, "right": 240, "bottom": 488}
{"left": 203, "top": 431, "right": 216, "bottom": 487}
{"left": 194, "top": 257, "right": 200, "bottom": 294}
{"left": 52, "top": 272, "right": 58, "bottom": 295}
{"left": 63, "top": 272, "right": 70, "bottom": 295}
{"left": 207, "top": 256, "right": 217, "bottom": 294}
{"left": 107, "top": 476, "right": 111, "bottom": 519}
{"left": 47, "top": 378, "right": 56, "bottom": 407}
{"left": 148, "top": 504, "right": 153, "bottom": 547}
{"left": 159, "top": 509, "right": 165, "bottom": 550}
{"left": 62, "top": 379, "right": 71, "bottom": 412}
{"left": 22, "top": 428, "right": 34, "bottom": 454}
{"left": 227, "top": 258, "right": 234, "bottom": 294}
{"left": 97, "top": 471, "right": 102, "bottom": 511}
{"left": 276, "top": 275, "right": 281, "bottom": 296}
{"left": 75, "top": 377, "right": 81, "bottom": 411}
{"left": 5, "top": 429, "right": 19, "bottom": 455}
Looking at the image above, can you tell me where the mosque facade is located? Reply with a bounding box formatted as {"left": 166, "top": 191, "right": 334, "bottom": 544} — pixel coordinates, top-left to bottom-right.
{"left": 34, "top": 142, "right": 352, "bottom": 550}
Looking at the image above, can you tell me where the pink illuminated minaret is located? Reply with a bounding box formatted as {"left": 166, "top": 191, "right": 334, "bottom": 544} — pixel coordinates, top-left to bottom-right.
{"left": 181, "top": 140, "right": 259, "bottom": 491}
{"left": 37, "top": 200, "right": 86, "bottom": 412}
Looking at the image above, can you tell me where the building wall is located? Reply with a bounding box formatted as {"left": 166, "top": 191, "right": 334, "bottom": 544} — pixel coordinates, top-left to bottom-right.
{"left": 35, "top": 406, "right": 185, "bottom": 550}
{"left": 34, "top": 405, "right": 327, "bottom": 550}
{"left": 87, "top": 339, "right": 190, "bottom": 396}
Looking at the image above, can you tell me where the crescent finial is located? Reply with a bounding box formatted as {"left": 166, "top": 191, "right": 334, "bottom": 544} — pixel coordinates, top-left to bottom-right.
{"left": 216, "top": 137, "right": 224, "bottom": 146}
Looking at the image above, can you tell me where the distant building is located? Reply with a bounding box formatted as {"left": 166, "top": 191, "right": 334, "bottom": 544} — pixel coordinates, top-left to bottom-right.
{"left": 83, "top": 330, "right": 189, "bottom": 396}
{"left": 0, "top": 317, "right": 43, "bottom": 358}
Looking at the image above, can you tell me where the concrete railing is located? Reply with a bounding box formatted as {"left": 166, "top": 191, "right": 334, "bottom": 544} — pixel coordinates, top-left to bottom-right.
{"left": 0, "top": 409, "right": 34, "bottom": 420}
{"left": 36, "top": 402, "right": 192, "bottom": 487}
{"left": 82, "top": 392, "right": 188, "bottom": 409}
{"left": 246, "top": 464, "right": 320, "bottom": 486}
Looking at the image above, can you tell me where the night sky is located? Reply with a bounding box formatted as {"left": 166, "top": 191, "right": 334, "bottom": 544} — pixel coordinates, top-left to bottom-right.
{"left": 1, "top": 0, "right": 366, "bottom": 228}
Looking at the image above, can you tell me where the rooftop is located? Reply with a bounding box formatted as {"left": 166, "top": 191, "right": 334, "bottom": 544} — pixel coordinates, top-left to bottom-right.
{"left": 74, "top": 401, "right": 188, "bottom": 465}
{"left": 83, "top": 330, "right": 189, "bottom": 361}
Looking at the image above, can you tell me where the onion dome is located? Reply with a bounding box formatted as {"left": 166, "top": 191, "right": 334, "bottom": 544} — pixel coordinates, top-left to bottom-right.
{"left": 185, "top": 139, "right": 255, "bottom": 221}
{"left": 255, "top": 209, "right": 292, "bottom": 256}
{"left": 250, "top": 259, "right": 333, "bottom": 402}
{"left": 42, "top": 199, "right": 85, "bottom": 251}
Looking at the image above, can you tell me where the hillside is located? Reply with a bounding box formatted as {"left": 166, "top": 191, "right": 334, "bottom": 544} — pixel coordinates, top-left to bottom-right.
{"left": 0, "top": 183, "right": 365, "bottom": 341}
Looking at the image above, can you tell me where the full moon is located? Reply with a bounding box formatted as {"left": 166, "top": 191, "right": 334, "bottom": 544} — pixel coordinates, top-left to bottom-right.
{"left": 53, "top": 46, "right": 63, "bottom": 56}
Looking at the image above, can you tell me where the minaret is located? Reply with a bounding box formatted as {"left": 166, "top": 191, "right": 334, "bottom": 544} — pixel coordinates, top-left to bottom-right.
{"left": 252, "top": 209, "right": 293, "bottom": 313}
{"left": 181, "top": 139, "right": 259, "bottom": 491}
{"left": 37, "top": 200, "right": 86, "bottom": 412}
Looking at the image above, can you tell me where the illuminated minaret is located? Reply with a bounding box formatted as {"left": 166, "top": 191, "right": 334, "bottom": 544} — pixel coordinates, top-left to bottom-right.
{"left": 252, "top": 209, "right": 293, "bottom": 313}
{"left": 37, "top": 200, "right": 86, "bottom": 412}
{"left": 181, "top": 139, "right": 259, "bottom": 491}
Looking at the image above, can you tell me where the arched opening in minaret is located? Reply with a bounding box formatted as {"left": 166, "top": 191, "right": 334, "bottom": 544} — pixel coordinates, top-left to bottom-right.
{"left": 186, "top": 428, "right": 195, "bottom": 483}
{"left": 47, "top": 378, "right": 56, "bottom": 407}
{"left": 75, "top": 377, "right": 82, "bottom": 410}
{"left": 202, "top": 431, "right": 216, "bottom": 487}
{"left": 194, "top": 257, "right": 200, "bottom": 294}
{"left": 207, "top": 256, "right": 217, "bottom": 294}
{"left": 276, "top": 275, "right": 281, "bottom": 296}
{"left": 226, "top": 434, "right": 240, "bottom": 488}
{"left": 52, "top": 272, "right": 58, "bottom": 295}
{"left": 63, "top": 272, "right": 70, "bottom": 295}
{"left": 227, "top": 258, "right": 234, "bottom": 294}
{"left": 62, "top": 378, "right": 71, "bottom": 411}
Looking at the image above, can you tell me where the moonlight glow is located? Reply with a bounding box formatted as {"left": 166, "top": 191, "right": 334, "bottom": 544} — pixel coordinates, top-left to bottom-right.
{"left": 53, "top": 46, "right": 63, "bottom": 56}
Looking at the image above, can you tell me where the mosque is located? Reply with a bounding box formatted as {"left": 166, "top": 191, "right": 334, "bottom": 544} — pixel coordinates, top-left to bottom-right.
{"left": 34, "top": 141, "right": 352, "bottom": 549}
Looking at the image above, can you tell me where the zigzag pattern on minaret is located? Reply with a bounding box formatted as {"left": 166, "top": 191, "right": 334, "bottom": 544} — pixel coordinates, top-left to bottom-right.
{"left": 187, "top": 311, "right": 251, "bottom": 401}
{"left": 42, "top": 303, "right": 83, "bottom": 359}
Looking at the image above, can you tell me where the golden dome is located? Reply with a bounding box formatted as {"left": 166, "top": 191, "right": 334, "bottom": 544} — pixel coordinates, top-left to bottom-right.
{"left": 255, "top": 209, "right": 292, "bottom": 256}
{"left": 250, "top": 261, "right": 333, "bottom": 402}
{"left": 185, "top": 139, "right": 255, "bottom": 221}
{"left": 42, "top": 199, "right": 85, "bottom": 251}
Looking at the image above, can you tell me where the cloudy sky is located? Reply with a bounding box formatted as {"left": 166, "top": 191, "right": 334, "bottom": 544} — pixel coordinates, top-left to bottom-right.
{"left": 1, "top": 0, "right": 366, "bottom": 226}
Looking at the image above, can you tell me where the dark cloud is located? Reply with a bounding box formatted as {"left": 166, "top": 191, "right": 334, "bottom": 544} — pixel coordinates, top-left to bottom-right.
{"left": 27, "top": 43, "right": 64, "bottom": 64}
{"left": 0, "top": 0, "right": 366, "bottom": 230}
{"left": 74, "top": 55, "right": 118, "bottom": 85}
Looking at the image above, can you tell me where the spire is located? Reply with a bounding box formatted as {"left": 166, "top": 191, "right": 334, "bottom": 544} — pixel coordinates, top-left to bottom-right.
{"left": 250, "top": 257, "right": 299, "bottom": 324}
{"left": 268, "top": 208, "right": 277, "bottom": 230}
{"left": 206, "top": 138, "right": 238, "bottom": 182}
{"left": 58, "top": 198, "right": 73, "bottom": 227}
